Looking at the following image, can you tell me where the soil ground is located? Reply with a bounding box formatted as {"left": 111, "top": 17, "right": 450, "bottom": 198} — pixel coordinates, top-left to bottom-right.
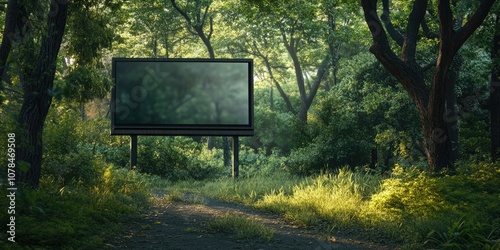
{"left": 108, "top": 191, "right": 400, "bottom": 250}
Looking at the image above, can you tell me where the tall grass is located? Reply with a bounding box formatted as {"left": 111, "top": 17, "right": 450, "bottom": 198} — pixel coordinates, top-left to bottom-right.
{"left": 172, "top": 171, "right": 304, "bottom": 204}
{"left": 206, "top": 213, "right": 274, "bottom": 242}
{"left": 255, "top": 168, "right": 382, "bottom": 229}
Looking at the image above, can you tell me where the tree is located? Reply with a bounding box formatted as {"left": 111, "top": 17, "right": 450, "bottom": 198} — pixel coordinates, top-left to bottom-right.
{"left": 360, "top": 0, "right": 496, "bottom": 173}
{"left": 1, "top": 0, "right": 69, "bottom": 188}
{"left": 170, "top": 0, "right": 215, "bottom": 59}
{"left": 1, "top": 0, "right": 120, "bottom": 188}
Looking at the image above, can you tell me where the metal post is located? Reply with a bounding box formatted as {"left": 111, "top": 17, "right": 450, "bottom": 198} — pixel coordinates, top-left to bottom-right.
{"left": 232, "top": 136, "right": 239, "bottom": 179}
{"left": 130, "top": 135, "right": 137, "bottom": 169}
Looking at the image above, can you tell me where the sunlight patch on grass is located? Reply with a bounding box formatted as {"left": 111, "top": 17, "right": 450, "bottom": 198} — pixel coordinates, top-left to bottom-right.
{"left": 171, "top": 171, "right": 304, "bottom": 205}
{"left": 255, "top": 168, "right": 381, "bottom": 229}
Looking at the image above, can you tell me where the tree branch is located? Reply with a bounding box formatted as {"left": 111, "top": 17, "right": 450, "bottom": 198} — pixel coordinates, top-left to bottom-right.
{"left": 305, "top": 53, "right": 330, "bottom": 110}
{"left": 361, "top": 0, "right": 429, "bottom": 108}
{"left": 171, "top": 0, "right": 192, "bottom": 27}
{"left": 402, "top": 0, "right": 428, "bottom": 65}
{"left": 421, "top": 18, "right": 439, "bottom": 39}
{"left": 453, "top": 0, "right": 496, "bottom": 55}
{"left": 208, "top": 16, "right": 213, "bottom": 41}
{"left": 201, "top": 2, "right": 210, "bottom": 27}
{"left": 252, "top": 39, "right": 296, "bottom": 114}
{"left": 380, "top": 0, "right": 404, "bottom": 46}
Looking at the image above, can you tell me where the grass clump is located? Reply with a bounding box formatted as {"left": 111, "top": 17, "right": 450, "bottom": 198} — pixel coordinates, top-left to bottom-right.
{"left": 255, "top": 167, "right": 382, "bottom": 229}
{"left": 205, "top": 213, "right": 274, "bottom": 242}
{"left": 172, "top": 171, "right": 303, "bottom": 205}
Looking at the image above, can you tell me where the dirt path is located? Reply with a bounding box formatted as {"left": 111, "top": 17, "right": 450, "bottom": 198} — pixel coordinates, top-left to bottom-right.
{"left": 108, "top": 192, "right": 398, "bottom": 250}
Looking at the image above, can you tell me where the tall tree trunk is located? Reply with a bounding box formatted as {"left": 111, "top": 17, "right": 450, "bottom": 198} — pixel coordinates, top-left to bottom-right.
{"left": 491, "top": 14, "right": 500, "bottom": 162}
{"left": 16, "top": 0, "right": 68, "bottom": 188}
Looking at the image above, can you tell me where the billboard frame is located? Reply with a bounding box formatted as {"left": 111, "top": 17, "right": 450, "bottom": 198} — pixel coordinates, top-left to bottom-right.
{"left": 110, "top": 58, "right": 254, "bottom": 136}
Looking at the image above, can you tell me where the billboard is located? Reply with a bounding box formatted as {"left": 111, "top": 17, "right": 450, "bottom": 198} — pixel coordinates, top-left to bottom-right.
{"left": 111, "top": 58, "right": 254, "bottom": 136}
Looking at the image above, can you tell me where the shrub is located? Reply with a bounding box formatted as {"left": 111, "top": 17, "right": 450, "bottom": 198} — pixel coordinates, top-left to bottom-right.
{"left": 137, "top": 137, "right": 223, "bottom": 181}
{"left": 369, "top": 165, "right": 447, "bottom": 219}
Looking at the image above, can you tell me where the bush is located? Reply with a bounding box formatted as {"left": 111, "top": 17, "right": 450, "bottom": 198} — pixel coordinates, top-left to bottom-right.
{"left": 137, "top": 137, "right": 223, "bottom": 181}
{"left": 42, "top": 106, "right": 102, "bottom": 185}
{"left": 369, "top": 165, "right": 447, "bottom": 219}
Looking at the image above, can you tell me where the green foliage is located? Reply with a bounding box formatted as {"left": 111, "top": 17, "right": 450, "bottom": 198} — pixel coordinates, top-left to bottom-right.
{"left": 256, "top": 168, "right": 382, "bottom": 228}
{"left": 369, "top": 165, "right": 446, "bottom": 219}
{"left": 66, "top": 0, "right": 120, "bottom": 65}
{"left": 288, "top": 110, "right": 372, "bottom": 174}
{"left": 42, "top": 106, "right": 98, "bottom": 185}
{"left": 237, "top": 146, "right": 287, "bottom": 177}
{"left": 426, "top": 219, "right": 500, "bottom": 249}
{"left": 368, "top": 162, "right": 500, "bottom": 247}
{"left": 137, "top": 137, "right": 223, "bottom": 181}
{"left": 55, "top": 64, "right": 111, "bottom": 102}
{"left": 253, "top": 105, "right": 307, "bottom": 154}
{"left": 42, "top": 102, "right": 224, "bottom": 182}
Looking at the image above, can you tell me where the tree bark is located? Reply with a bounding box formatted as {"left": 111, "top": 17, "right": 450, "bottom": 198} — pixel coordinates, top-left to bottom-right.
{"left": 491, "top": 14, "right": 500, "bottom": 162}
{"left": 16, "top": 0, "right": 68, "bottom": 188}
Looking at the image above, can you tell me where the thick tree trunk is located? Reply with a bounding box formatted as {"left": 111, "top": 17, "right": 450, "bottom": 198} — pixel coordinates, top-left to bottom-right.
{"left": 491, "top": 14, "right": 500, "bottom": 162}
{"left": 16, "top": 0, "right": 68, "bottom": 188}
{"left": 421, "top": 115, "right": 452, "bottom": 173}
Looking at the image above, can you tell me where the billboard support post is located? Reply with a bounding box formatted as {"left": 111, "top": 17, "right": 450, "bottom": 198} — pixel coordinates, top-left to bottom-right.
{"left": 130, "top": 135, "right": 137, "bottom": 169}
{"left": 232, "top": 136, "right": 239, "bottom": 179}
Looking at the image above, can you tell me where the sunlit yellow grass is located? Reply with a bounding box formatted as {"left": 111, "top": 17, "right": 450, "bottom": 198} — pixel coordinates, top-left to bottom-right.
{"left": 255, "top": 168, "right": 379, "bottom": 228}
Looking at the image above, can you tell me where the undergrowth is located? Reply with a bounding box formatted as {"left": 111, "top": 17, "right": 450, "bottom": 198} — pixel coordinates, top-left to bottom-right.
{"left": 0, "top": 165, "right": 156, "bottom": 250}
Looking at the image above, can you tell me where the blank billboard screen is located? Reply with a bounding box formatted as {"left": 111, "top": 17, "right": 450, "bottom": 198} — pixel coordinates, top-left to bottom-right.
{"left": 111, "top": 58, "right": 254, "bottom": 136}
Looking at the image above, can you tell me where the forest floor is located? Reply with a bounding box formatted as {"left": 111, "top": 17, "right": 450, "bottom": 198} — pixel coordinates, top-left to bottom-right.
{"left": 108, "top": 191, "right": 400, "bottom": 250}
